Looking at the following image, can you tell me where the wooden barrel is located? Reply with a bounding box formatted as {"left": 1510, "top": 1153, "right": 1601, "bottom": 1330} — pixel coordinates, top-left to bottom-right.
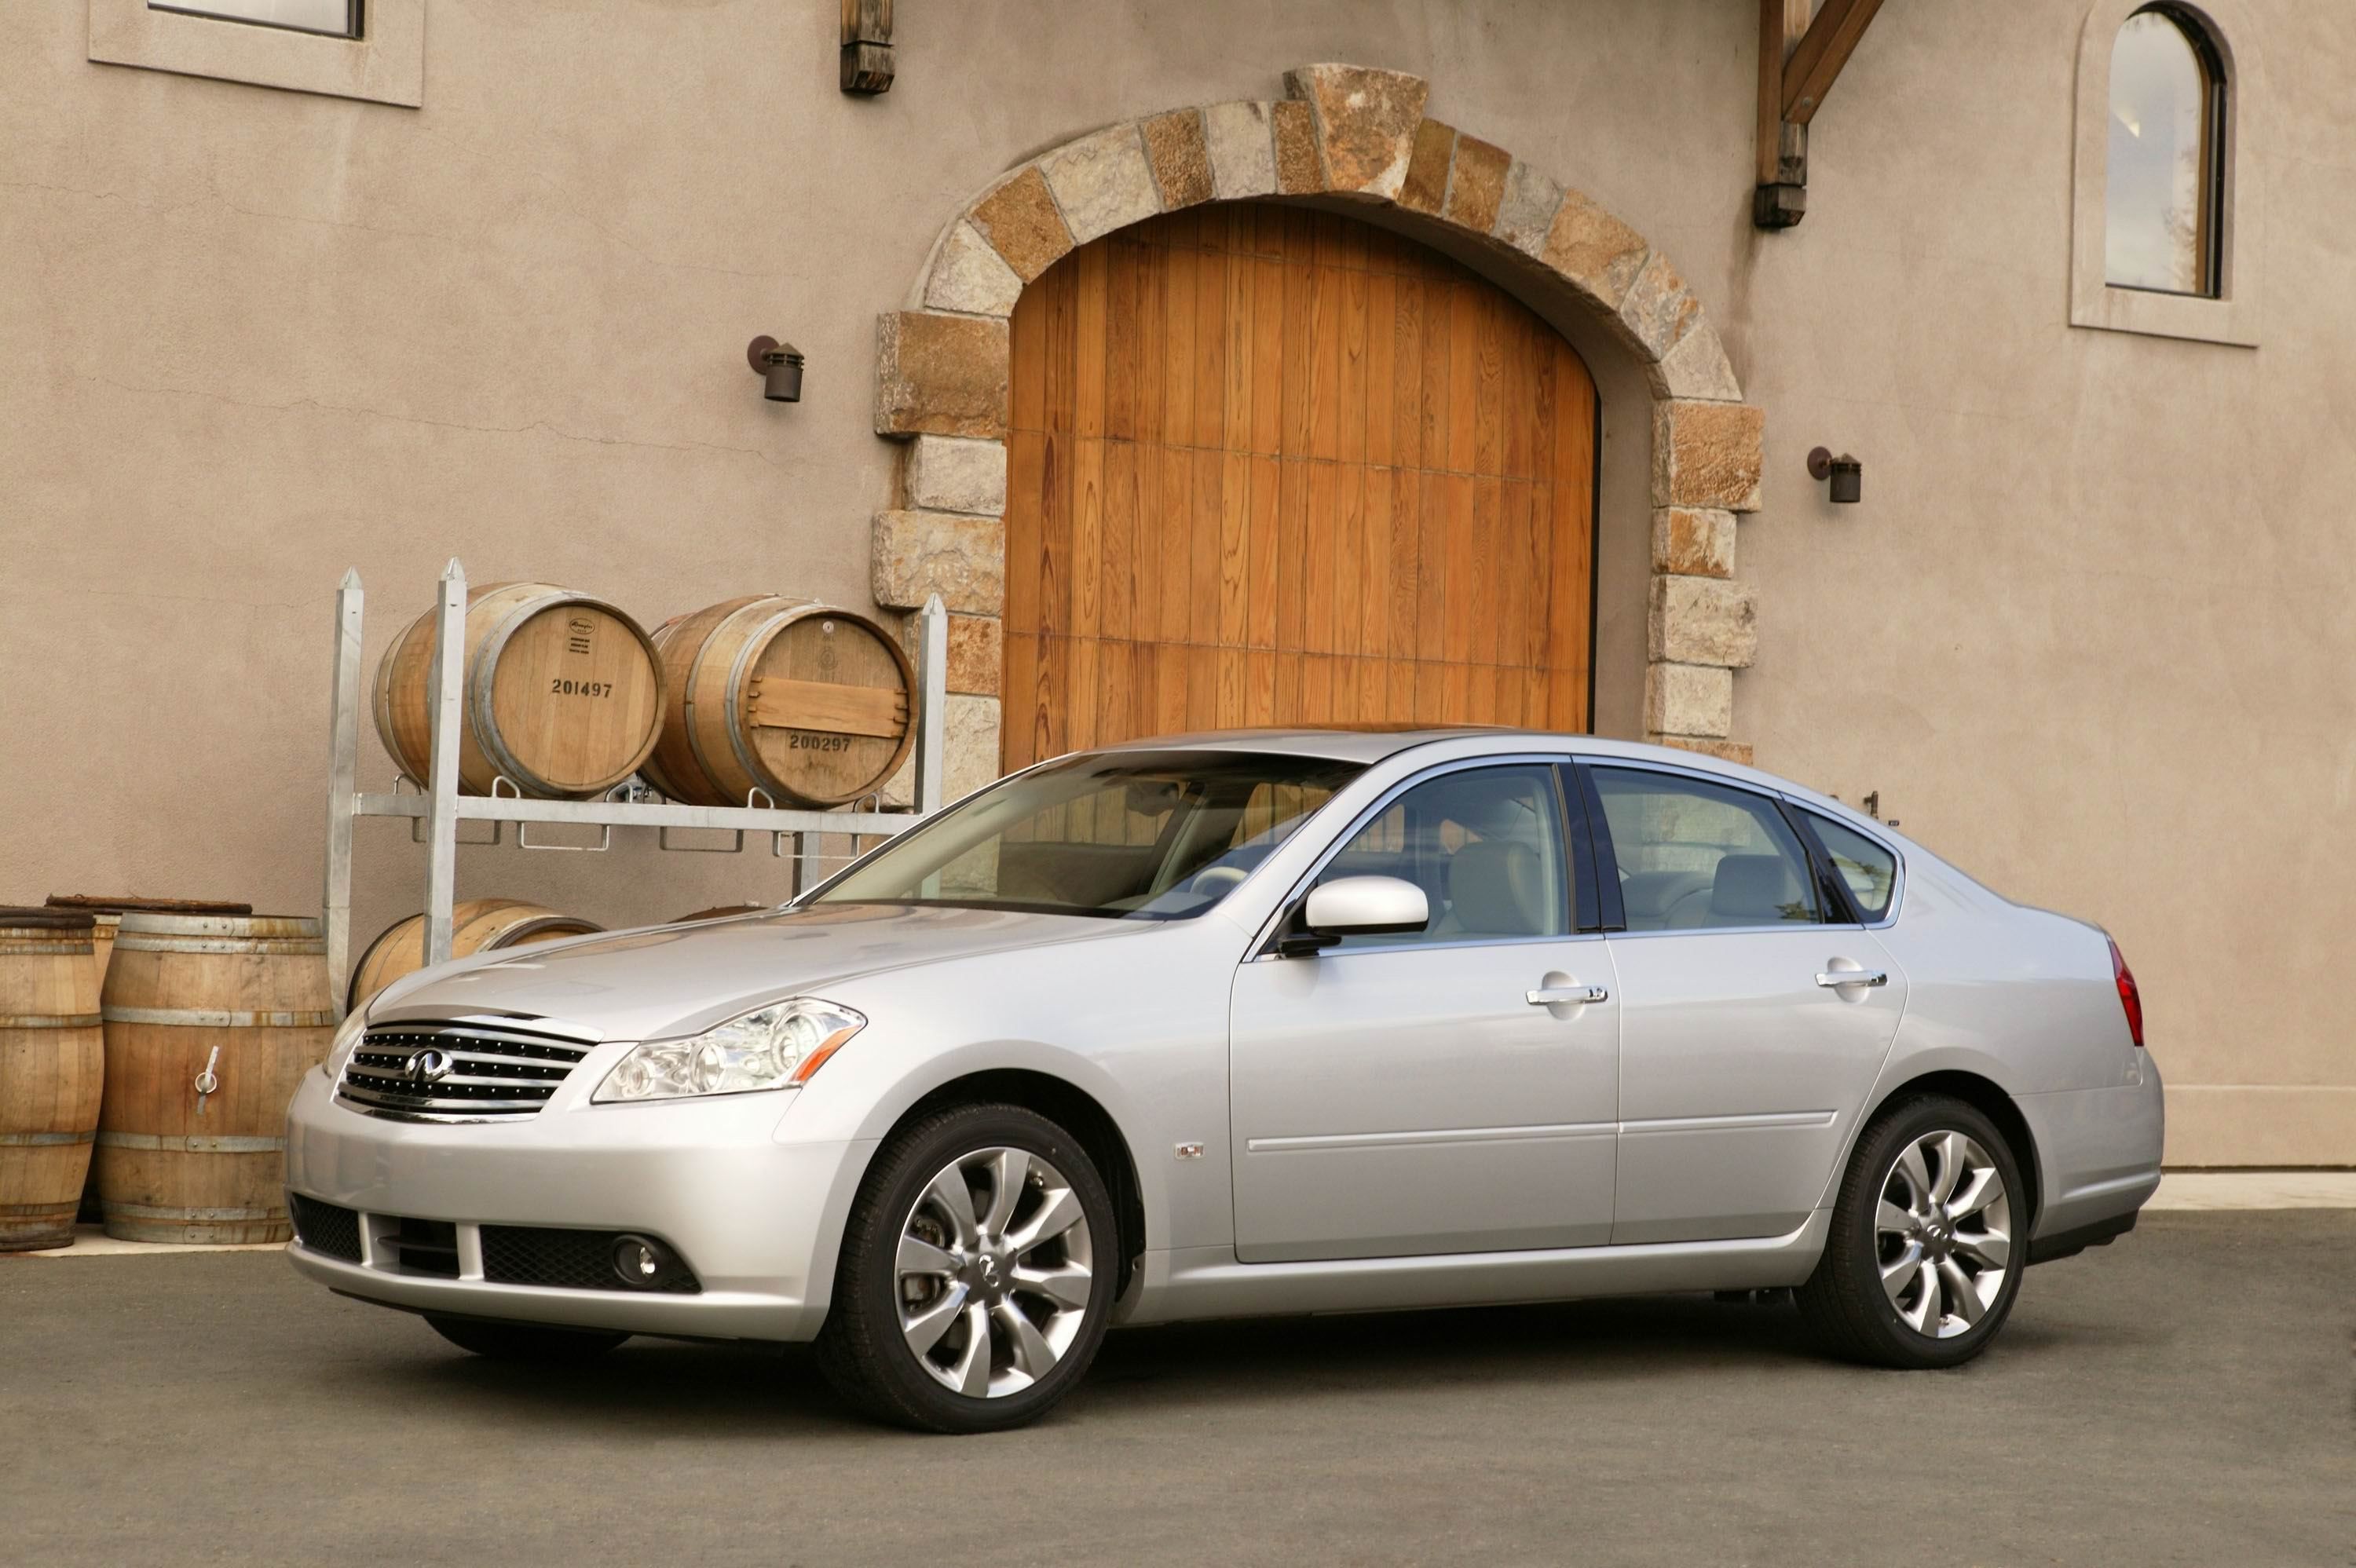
{"left": 0, "top": 910, "right": 103, "bottom": 1252}
{"left": 46, "top": 896, "right": 252, "bottom": 994}
{"left": 672, "top": 904, "right": 768, "bottom": 923}
{"left": 346, "top": 898, "right": 604, "bottom": 1011}
{"left": 373, "top": 581, "right": 664, "bottom": 799}
{"left": 97, "top": 914, "right": 334, "bottom": 1245}
{"left": 643, "top": 596, "right": 915, "bottom": 808}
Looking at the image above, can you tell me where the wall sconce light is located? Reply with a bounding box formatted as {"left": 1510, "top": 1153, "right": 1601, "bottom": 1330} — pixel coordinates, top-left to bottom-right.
{"left": 747, "top": 336, "right": 804, "bottom": 403}
{"left": 1808, "top": 447, "right": 1862, "bottom": 504}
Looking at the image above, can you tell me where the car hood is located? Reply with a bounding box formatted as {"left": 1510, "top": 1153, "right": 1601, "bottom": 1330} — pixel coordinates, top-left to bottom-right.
{"left": 367, "top": 903, "right": 1147, "bottom": 1043}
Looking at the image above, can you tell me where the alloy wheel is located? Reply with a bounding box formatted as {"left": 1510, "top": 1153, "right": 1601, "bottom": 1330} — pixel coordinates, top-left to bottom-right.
{"left": 1874, "top": 1129, "right": 2012, "bottom": 1339}
{"left": 894, "top": 1146, "right": 1095, "bottom": 1398}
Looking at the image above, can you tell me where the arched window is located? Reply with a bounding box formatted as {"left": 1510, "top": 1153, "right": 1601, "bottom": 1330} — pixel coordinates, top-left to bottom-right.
{"left": 2105, "top": 5, "right": 2226, "bottom": 296}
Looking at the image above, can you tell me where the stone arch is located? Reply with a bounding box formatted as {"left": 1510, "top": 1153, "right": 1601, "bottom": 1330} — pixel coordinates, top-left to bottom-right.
{"left": 870, "top": 64, "right": 1762, "bottom": 797}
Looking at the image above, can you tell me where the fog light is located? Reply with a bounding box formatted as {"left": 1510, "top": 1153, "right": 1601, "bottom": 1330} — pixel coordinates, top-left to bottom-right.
{"left": 612, "top": 1234, "right": 671, "bottom": 1288}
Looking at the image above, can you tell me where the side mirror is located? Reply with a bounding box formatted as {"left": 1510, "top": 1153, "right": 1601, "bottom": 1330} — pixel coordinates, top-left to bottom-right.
{"left": 1279, "top": 875, "right": 1429, "bottom": 955}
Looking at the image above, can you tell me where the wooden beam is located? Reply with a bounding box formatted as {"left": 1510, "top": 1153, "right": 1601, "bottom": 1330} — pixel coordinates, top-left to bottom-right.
{"left": 1782, "top": 0, "right": 1886, "bottom": 126}
{"left": 1757, "top": 0, "right": 1810, "bottom": 185}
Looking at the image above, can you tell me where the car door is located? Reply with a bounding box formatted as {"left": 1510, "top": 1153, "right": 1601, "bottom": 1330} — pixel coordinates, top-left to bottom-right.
{"left": 1582, "top": 762, "right": 1906, "bottom": 1245}
{"left": 1227, "top": 760, "right": 1619, "bottom": 1263}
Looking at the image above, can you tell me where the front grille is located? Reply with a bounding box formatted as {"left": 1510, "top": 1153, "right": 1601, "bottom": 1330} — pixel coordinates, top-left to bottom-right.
{"left": 338, "top": 1021, "right": 594, "bottom": 1123}
{"left": 290, "top": 1194, "right": 362, "bottom": 1262}
{"left": 481, "top": 1224, "right": 701, "bottom": 1295}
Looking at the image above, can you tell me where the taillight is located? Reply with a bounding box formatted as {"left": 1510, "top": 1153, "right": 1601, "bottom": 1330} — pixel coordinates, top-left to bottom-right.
{"left": 2108, "top": 937, "right": 2146, "bottom": 1051}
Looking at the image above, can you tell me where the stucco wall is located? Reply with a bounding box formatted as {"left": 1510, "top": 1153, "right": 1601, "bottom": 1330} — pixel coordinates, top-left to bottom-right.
{"left": 1, "top": 0, "right": 2347, "bottom": 1162}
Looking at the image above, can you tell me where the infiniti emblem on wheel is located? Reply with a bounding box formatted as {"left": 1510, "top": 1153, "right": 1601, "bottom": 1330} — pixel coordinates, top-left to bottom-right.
{"left": 405, "top": 1048, "right": 452, "bottom": 1085}
{"left": 978, "top": 1255, "right": 1000, "bottom": 1286}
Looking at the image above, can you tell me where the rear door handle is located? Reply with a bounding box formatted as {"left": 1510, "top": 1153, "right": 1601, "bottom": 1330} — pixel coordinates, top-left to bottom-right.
{"left": 1528, "top": 985, "right": 1608, "bottom": 1005}
{"left": 1815, "top": 970, "right": 1888, "bottom": 989}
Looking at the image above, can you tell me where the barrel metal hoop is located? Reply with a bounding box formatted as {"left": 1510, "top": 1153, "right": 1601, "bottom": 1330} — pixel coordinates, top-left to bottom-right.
{"left": 0, "top": 1014, "right": 103, "bottom": 1029}
{"left": 101, "top": 1201, "right": 280, "bottom": 1220}
{"left": 0, "top": 1131, "right": 97, "bottom": 1146}
{"left": 94, "top": 1131, "right": 286, "bottom": 1153}
{"left": 101, "top": 1006, "right": 336, "bottom": 1027}
{"left": 112, "top": 938, "right": 325, "bottom": 956}
{"left": 0, "top": 1201, "right": 79, "bottom": 1216}
{"left": 0, "top": 939, "right": 95, "bottom": 955}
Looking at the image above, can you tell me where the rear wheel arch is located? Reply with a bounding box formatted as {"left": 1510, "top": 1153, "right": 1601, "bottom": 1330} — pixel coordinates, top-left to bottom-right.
{"left": 890, "top": 1069, "right": 1147, "bottom": 1303}
{"left": 1860, "top": 1070, "right": 2043, "bottom": 1230}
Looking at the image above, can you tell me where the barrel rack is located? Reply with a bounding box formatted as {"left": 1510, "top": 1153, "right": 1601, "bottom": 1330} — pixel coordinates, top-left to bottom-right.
{"left": 320, "top": 560, "right": 948, "bottom": 1017}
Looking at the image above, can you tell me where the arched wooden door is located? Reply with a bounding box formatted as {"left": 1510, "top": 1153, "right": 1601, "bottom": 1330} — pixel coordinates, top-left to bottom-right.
{"left": 1001, "top": 203, "right": 1597, "bottom": 769}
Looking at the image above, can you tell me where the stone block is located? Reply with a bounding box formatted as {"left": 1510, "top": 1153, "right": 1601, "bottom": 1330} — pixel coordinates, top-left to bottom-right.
{"left": 1492, "top": 159, "right": 1564, "bottom": 258}
{"left": 871, "top": 510, "right": 1006, "bottom": 614}
{"left": 874, "top": 312, "right": 1009, "bottom": 440}
{"left": 1143, "top": 108, "right": 1214, "bottom": 210}
{"left": 1651, "top": 508, "right": 1736, "bottom": 579}
{"left": 943, "top": 693, "right": 1004, "bottom": 802}
{"left": 1644, "top": 661, "right": 1733, "bottom": 739}
{"left": 945, "top": 613, "right": 1004, "bottom": 696}
{"left": 1649, "top": 574, "right": 1759, "bottom": 668}
{"left": 905, "top": 434, "right": 1008, "bottom": 516}
{"left": 968, "top": 166, "right": 1072, "bottom": 284}
{"left": 1542, "top": 188, "right": 1650, "bottom": 312}
{"left": 1617, "top": 250, "right": 1701, "bottom": 362}
{"left": 1204, "top": 101, "right": 1278, "bottom": 200}
{"left": 1282, "top": 63, "right": 1429, "bottom": 200}
{"left": 1041, "top": 124, "right": 1161, "bottom": 245}
{"left": 921, "top": 220, "right": 1023, "bottom": 317}
{"left": 1443, "top": 133, "right": 1509, "bottom": 233}
{"left": 1650, "top": 322, "right": 1743, "bottom": 403}
{"left": 1272, "top": 99, "right": 1324, "bottom": 194}
{"left": 1652, "top": 400, "right": 1765, "bottom": 512}
{"left": 1398, "top": 117, "right": 1454, "bottom": 214}
{"left": 1652, "top": 734, "right": 1754, "bottom": 767}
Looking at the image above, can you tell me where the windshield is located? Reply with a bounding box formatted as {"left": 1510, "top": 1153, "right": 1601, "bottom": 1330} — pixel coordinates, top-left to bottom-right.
{"left": 812, "top": 750, "right": 1364, "bottom": 920}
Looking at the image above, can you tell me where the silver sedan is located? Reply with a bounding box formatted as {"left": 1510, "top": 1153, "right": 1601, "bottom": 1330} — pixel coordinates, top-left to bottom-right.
{"left": 285, "top": 729, "right": 2163, "bottom": 1431}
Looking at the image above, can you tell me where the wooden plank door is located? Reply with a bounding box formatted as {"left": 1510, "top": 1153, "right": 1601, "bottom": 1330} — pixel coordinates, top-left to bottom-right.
{"left": 1001, "top": 202, "right": 1597, "bottom": 770}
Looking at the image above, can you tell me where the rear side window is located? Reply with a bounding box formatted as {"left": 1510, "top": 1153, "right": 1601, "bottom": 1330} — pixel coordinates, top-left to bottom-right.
{"left": 1587, "top": 767, "right": 1820, "bottom": 930}
{"left": 1805, "top": 813, "right": 1898, "bottom": 921}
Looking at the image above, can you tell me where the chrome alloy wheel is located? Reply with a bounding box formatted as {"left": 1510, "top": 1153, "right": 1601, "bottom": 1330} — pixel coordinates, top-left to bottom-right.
{"left": 1875, "top": 1129, "right": 2012, "bottom": 1339}
{"left": 894, "top": 1146, "right": 1095, "bottom": 1398}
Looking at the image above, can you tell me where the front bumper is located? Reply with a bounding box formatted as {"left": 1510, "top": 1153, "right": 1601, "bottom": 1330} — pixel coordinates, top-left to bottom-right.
{"left": 282, "top": 1069, "right": 875, "bottom": 1342}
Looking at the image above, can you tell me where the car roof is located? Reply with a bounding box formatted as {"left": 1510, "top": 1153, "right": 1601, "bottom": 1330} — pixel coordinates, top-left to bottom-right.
{"left": 1092, "top": 726, "right": 1758, "bottom": 774}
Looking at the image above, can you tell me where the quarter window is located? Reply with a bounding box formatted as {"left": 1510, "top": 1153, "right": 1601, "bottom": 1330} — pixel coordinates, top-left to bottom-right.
{"left": 2105, "top": 5, "right": 2223, "bottom": 295}
{"left": 1805, "top": 814, "right": 1898, "bottom": 922}
{"left": 1588, "top": 768, "right": 1820, "bottom": 932}
{"left": 1317, "top": 766, "right": 1571, "bottom": 948}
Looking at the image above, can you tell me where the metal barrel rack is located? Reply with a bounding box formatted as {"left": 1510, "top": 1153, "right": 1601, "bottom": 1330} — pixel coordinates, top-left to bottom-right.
{"left": 320, "top": 559, "right": 946, "bottom": 1016}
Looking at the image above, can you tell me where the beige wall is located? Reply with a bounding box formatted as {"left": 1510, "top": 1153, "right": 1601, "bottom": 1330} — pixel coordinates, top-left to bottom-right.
{"left": 2, "top": 1, "right": 2347, "bottom": 1163}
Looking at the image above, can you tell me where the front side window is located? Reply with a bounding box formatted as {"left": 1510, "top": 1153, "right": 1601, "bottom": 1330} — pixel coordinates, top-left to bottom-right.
{"left": 814, "top": 751, "right": 1360, "bottom": 921}
{"left": 1805, "top": 813, "right": 1898, "bottom": 922}
{"left": 2105, "top": 5, "right": 2222, "bottom": 294}
{"left": 1589, "top": 768, "right": 1820, "bottom": 931}
{"left": 152, "top": 1, "right": 360, "bottom": 36}
{"left": 1315, "top": 765, "right": 1570, "bottom": 948}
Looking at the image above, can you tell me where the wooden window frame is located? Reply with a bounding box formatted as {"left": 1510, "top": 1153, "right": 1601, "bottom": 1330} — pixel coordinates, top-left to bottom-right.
{"left": 89, "top": 0, "right": 423, "bottom": 107}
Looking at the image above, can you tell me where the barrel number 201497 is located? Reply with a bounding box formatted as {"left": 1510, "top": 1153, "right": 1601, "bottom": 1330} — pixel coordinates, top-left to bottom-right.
{"left": 549, "top": 678, "right": 614, "bottom": 698}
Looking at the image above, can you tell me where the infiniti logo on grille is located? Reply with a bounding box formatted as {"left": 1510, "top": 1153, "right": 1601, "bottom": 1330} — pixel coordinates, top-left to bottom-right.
{"left": 405, "top": 1049, "right": 453, "bottom": 1085}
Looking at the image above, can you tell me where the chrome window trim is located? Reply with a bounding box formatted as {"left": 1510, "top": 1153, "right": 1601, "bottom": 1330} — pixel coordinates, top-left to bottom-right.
{"left": 1245, "top": 751, "right": 1580, "bottom": 961}
{"left": 1571, "top": 754, "right": 1905, "bottom": 935}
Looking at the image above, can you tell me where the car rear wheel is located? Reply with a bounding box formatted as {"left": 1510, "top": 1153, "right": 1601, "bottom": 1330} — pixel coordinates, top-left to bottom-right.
{"left": 425, "top": 1315, "right": 630, "bottom": 1361}
{"left": 816, "top": 1103, "right": 1117, "bottom": 1433}
{"left": 1797, "top": 1094, "right": 2025, "bottom": 1369}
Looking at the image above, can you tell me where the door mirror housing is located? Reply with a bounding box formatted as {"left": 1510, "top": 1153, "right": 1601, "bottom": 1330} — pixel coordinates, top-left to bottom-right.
{"left": 1279, "top": 875, "right": 1429, "bottom": 956}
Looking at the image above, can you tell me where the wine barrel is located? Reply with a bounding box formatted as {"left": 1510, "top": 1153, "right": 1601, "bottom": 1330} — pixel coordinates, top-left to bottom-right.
{"left": 346, "top": 898, "right": 604, "bottom": 1012}
{"left": 0, "top": 910, "right": 103, "bottom": 1252}
{"left": 672, "top": 904, "right": 768, "bottom": 923}
{"left": 373, "top": 582, "right": 664, "bottom": 799}
{"left": 643, "top": 596, "right": 915, "bottom": 808}
{"left": 46, "top": 896, "right": 251, "bottom": 994}
{"left": 96, "top": 914, "right": 334, "bottom": 1245}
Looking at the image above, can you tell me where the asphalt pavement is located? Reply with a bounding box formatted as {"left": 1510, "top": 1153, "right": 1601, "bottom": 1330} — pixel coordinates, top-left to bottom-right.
{"left": 5, "top": 1210, "right": 2350, "bottom": 1567}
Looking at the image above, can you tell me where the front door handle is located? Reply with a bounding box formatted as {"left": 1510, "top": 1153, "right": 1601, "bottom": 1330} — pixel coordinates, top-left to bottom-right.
{"left": 1528, "top": 985, "right": 1608, "bottom": 1006}
{"left": 1815, "top": 970, "right": 1888, "bottom": 989}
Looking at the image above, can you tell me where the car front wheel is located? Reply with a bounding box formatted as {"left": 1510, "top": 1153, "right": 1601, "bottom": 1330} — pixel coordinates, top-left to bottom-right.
{"left": 816, "top": 1103, "right": 1117, "bottom": 1432}
{"left": 1798, "top": 1094, "right": 2025, "bottom": 1369}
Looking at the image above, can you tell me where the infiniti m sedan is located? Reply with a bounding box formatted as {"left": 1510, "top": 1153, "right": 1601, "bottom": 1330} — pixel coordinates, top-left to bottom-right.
{"left": 287, "top": 729, "right": 2161, "bottom": 1431}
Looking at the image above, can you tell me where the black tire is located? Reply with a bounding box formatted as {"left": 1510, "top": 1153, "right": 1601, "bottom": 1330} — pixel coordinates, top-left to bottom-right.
{"left": 425, "top": 1315, "right": 630, "bottom": 1362}
{"left": 815, "top": 1103, "right": 1118, "bottom": 1433}
{"left": 1797, "top": 1093, "right": 2028, "bottom": 1369}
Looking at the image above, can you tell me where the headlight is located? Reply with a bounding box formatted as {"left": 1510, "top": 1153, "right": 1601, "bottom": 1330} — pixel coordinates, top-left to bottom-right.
{"left": 592, "top": 998, "right": 865, "bottom": 1104}
{"left": 321, "top": 1008, "right": 369, "bottom": 1081}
